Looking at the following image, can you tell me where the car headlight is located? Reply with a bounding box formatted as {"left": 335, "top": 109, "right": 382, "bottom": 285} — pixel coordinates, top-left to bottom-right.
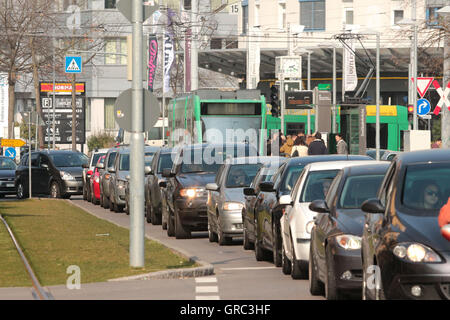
{"left": 118, "top": 180, "right": 126, "bottom": 189}
{"left": 223, "top": 202, "right": 244, "bottom": 211}
{"left": 335, "top": 235, "right": 361, "bottom": 250}
{"left": 393, "top": 243, "right": 441, "bottom": 263}
{"left": 60, "top": 171, "right": 75, "bottom": 181}
{"left": 179, "top": 188, "right": 203, "bottom": 198}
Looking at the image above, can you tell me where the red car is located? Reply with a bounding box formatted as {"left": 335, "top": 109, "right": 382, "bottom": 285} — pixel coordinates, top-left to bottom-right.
{"left": 90, "top": 155, "right": 106, "bottom": 205}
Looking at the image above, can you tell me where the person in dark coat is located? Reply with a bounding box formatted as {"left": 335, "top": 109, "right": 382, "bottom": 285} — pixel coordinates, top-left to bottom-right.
{"left": 307, "top": 132, "right": 328, "bottom": 155}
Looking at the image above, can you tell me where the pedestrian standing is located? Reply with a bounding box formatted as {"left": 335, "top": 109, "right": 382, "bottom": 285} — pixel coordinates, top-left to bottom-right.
{"left": 308, "top": 132, "right": 328, "bottom": 155}
{"left": 335, "top": 133, "right": 348, "bottom": 155}
{"left": 280, "top": 135, "right": 294, "bottom": 157}
{"left": 291, "top": 135, "right": 308, "bottom": 157}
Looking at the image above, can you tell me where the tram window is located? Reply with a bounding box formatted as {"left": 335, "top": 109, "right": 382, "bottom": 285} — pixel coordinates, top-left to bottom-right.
{"left": 201, "top": 103, "right": 261, "bottom": 115}
{"left": 366, "top": 123, "right": 388, "bottom": 149}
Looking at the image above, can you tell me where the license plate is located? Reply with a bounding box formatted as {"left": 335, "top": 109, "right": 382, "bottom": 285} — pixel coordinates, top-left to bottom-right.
{"left": 6, "top": 183, "right": 14, "bottom": 187}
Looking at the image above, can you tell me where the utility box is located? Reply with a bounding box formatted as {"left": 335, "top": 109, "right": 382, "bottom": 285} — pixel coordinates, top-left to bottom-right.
{"left": 403, "top": 130, "right": 431, "bottom": 152}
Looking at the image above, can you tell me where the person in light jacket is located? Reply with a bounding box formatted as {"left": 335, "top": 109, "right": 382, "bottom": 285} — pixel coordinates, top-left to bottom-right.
{"left": 291, "top": 135, "right": 308, "bottom": 157}
{"left": 335, "top": 133, "right": 348, "bottom": 155}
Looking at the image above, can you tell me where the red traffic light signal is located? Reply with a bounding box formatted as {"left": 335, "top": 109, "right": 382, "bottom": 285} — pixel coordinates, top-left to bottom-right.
{"left": 407, "top": 105, "right": 414, "bottom": 114}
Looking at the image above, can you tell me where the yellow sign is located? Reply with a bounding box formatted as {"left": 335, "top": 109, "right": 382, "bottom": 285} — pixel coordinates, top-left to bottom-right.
{"left": 1, "top": 139, "right": 26, "bottom": 147}
{"left": 366, "top": 105, "right": 398, "bottom": 117}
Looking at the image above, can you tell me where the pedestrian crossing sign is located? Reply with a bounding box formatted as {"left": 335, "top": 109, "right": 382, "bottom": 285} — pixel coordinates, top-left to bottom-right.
{"left": 65, "top": 56, "right": 82, "bottom": 73}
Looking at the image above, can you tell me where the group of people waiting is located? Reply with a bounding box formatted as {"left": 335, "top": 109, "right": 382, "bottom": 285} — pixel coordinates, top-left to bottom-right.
{"left": 268, "top": 130, "right": 348, "bottom": 157}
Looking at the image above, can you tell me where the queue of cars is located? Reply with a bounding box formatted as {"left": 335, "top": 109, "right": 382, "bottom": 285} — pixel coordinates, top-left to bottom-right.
{"left": 77, "top": 143, "right": 450, "bottom": 301}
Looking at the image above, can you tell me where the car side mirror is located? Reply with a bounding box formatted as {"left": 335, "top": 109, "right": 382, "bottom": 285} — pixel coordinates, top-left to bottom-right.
{"left": 206, "top": 183, "right": 219, "bottom": 191}
{"left": 159, "top": 180, "right": 167, "bottom": 188}
{"left": 309, "top": 200, "right": 330, "bottom": 213}
{"left": 243, "top": 187, "right": 256, "bottom": 196}
{"left": 162, "top": 168, "right": 174, "bottom": 178}
{"left": 361, "top": 198, "right": 385, "bottom": 214}
{"left": 82, "top": 163, "right": 89, "bottom": 169}
{"left": 279, "top": 195, "right": 293, "bottom": 206}
{"left": 144, "top": 166, "right": 152, "bottom": 175}
{"left": 259, "top": 181, "right": 275, "bottom": 192}
{"left": 96, "top": 163, "right": 104, "bottom": 169}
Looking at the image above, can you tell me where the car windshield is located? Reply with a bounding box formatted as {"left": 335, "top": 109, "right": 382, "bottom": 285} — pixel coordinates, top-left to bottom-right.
{"left": 50, "top": 152, "right": 89, "bottom": 167}
{"left": 0, "top": 158, "right": 16, "bottom": 170}
{"left": 91, "top": 153, "right": 105, "bottom": 166}
{"left": 180, "top": 148, "right": 224, "bottom": 174}
{"left": 339, "top": 175, "right": 385, "bottom": 209}
{"left": 402, "top": 163, "right": 450, "bottom": 215}
{"left": 300, "top": 170, "right": 340, "bottom": 203}
{"left": 119, "top": 154, "right": 130, "bottom": 171}
{"left": 158, "top": 153, "right": 174, "bottom": 173}
{"left": 226, "top": 164, "right": 263, "bottom": 188}
{"left": 280, "top": 165, "right": 306, "bottom": 193}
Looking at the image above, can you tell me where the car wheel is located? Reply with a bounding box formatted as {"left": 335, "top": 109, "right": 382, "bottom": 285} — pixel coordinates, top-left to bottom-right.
{"left": 17, "top": 182, "right": 26, "bottom": 199}
{"left": 254, "top": 219, "right": 268, "bottom": 261}
{"left": 281, "top": 243, "right": 292, "bottom": 275}
{"left": 243, "top": 223, "right": 254, "bottom": 250}
{"left": 217, "top": 221, "right": 230, "bottom": 246}
{"left": 50, "top": 182, "right": 61, "bottom": 199}
{"left": 145, "top": 202, "right": 152, "bottom": 223}
{"left": 86, "top": 185, "right": 91, "bottom": 202}
{"left": 175, "top": 207, "right": 191, "bottom": 239}
{"left": 109, "top": 195, "right": 114, "bottom": 212}
{"left": 291, "top": 237, "right": 307, "bottom": 279}
{"left": 161, "top": 203, "right": 168, "bottom": 230}
{"left": 325, "top": 245, "right": 342, "bottom": 300}
{"left": 309, "top": 241, "right": 324, "bottom": 295}
{"left": 151, "top": 205, "right": 161, "bottom": 225}
{"left": 99, "top": 191, "right": 104, "bottom": 207}
{"left": 167, "top": 208, "right": 175, "bottom": 237}
{"left": 208, "top": 219, "right": 217, "bottom": 243}
{"left": 83, "top": 185, "right": 87, "bottom": 201}
{"left": 103, "top": 193, "right": 110, "bottom": 209}
{"left": 272, "top": 223, "right": 282, "bottom": 267}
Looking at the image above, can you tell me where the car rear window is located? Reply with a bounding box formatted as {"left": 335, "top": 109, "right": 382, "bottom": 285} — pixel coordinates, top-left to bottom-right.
{"left": 225, "top": 164, "right": 262, "bottom": 188}
{"left": 402, "top": 163, "right": 450, "bottom": 215}
{"left": 339, "top": 175, "right": 385, "bottom": 209}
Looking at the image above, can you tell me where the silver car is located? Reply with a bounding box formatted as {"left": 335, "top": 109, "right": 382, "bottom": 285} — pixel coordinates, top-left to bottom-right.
{"left": 206, "top": 156, "right": 284, "bottom": 245}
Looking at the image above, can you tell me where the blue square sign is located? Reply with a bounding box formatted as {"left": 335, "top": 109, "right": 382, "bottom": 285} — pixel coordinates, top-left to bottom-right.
{"left": 65, "top": 56, "right": 82, "bottom": 74}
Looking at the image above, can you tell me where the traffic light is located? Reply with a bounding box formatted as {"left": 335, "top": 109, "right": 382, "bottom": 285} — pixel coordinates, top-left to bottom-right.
{"left": 270, "top": 85, "right": 280, "bottom": 117}
{"left": 407, "top": 104, "right": 414, "bottom": 126}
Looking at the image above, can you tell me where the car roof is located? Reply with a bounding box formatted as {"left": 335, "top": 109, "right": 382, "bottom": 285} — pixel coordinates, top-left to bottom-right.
{"left": 341, "top": 162, "right": 390, "bottom": 176}
{"left": 144, "top": 146, "right": 160, "bottom": 152}
{"left": 225, "top": 156, "right": 285, "bottom": 165}
{"left": 285, "top": 154, "right": 372, "bottom": 168}
{"left": 180, "top": 143, "right": 256, "bottom": 150}
{"left": 305, "top": 160, "right": 378, "bottom": 171}
{"left": 394, "top": 149, "right": 450, "bottom": 164}
{"left": 92, "top": 148, "right": 109, "bottom": 153}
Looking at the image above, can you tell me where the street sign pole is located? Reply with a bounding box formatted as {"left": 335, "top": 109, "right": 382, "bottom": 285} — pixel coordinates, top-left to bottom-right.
{"left": 130, "top": 0, "right": 145, "bottom": 268}
{"left": 28, "top": 114, "right": 32, "bottom": 199}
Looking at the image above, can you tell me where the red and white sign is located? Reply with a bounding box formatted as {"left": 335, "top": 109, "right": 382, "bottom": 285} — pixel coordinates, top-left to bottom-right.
{"left": 432, "top": 80, "right": 450, "bottom": 115}
{"left": 411, "top": 77, "right": 434, "bottom": 98}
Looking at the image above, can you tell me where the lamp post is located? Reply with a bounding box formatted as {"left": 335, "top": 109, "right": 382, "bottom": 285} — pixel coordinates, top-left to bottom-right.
{"left": 437, "top": 6, "right": 450, "bottom": 149}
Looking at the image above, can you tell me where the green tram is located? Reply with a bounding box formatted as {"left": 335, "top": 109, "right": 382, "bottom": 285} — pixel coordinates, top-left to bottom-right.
{"left": 167, "top": 89, "right": 267, "bottom": 154}
{"left": 266, "top": 104, "right": 409, "bottom": 152}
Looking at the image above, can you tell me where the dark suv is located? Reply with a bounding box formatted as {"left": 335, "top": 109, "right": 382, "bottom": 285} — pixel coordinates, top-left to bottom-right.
{"left": 15, "top": 150, "right": 89, "bottom": 199}
{"left": 161, "top": 143, "right": 257, "bottom": 239}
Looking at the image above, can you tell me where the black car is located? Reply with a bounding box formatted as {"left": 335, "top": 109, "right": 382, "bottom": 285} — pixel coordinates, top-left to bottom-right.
{"left": 361, "top": 149, "right": 450, "bottom": 300}
{"left": 251, "top": 155, "right": 373, "bottom": 266}
{"left": 242, "top": 158, "right": 288, "bottom": 250}
{"left": 308, "top": 162, "right": 390, "bottom": 300}
{"left": 0, "top": 156, "right": 17, "bottom": 197}
{"left": 161, "top": 143, "right": 257, "bottom": 239}
{"left": 15, "top": 150, "right": 89, "bottom": 199}
{"left": 144, "top": 147, "right": 174, "bottom": 225}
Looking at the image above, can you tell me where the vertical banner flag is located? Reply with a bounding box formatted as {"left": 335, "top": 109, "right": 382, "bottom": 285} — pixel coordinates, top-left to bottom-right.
{"left": 148, "top": 35, "right": 158, "bottom": 92}
{"left": 184, "top": 28, "right": 192, "bottom": 93}
{"left": 164, "top": 9, "right": 176, "bottom": 93}
{"left": 343, "top": 38, "right": 357, "bottom": 92}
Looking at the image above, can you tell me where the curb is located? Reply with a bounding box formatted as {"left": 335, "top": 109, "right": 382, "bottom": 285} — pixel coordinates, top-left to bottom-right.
{"left": 67, "top": 200, "right": 215, "bottom": 281}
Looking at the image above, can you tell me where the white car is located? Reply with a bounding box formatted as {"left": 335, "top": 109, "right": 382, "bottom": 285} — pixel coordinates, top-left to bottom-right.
{"left": 279, "top": 160, "right": 378, "bottom": 279}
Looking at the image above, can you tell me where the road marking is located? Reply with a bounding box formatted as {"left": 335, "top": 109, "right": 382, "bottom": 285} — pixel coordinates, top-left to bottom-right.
{"left": 220, "top": 267, "right": 277, "bottom": 271}
{"left": 196, "top": 286, "right": 219, "bottom": 293}
{"left": 195, "top": 295, "right": 220, "bottom": 300}
{"left": 195, "top": 277, "right": 217, "bottom": 283}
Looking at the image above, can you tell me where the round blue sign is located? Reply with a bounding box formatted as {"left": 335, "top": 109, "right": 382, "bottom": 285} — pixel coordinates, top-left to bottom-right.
{"left": 4, "top": 147, "right": 16, "bottom": 160}
{"left": 417, "top": 98, "right": 431, "bottom": 116}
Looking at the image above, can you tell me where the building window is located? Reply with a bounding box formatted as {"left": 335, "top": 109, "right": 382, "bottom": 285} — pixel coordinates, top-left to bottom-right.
{"left": 426, "top": 7, "right": 442, "bottom": 27}
{"left": 393, "top": 10, "right": 403, "bottom": 24}
{"left": 211, "top": 38, "right": 223, "bottom": 49}
{"left": 299, "top": 0, "right": 325, "bottom": 31}
{"left": 225, "top": 39, "right": 238, "bottom": 49}
{"left": 104, "top": 98, "right": 117, "bottom": 130}
{"left": 105, "top": 0, "right": 116, "bottom": 9}
{"left": 104, "top": 38, "right": 127, "bottom": 65}
{"left": 279, "top": 2, "right": 286, "bottom": 29}
{"left": 254, "top": 3, "right": 260, "bottom": 27}
{"left": 345, "top": 8, "right": 354, "bottom": 25}
{"left": 242, "top": 1, "right": 248, "bottom": 34}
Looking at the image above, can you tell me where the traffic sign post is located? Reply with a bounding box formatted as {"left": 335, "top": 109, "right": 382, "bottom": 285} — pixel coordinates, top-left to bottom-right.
{"left": 417, "top": 98, "right": 431, "bottom": 116}
{"left": 65, "top": 56, "right": 82, "bottom": 74}
{"left": 412, "top": 77, "right": 434, "bottom": 98}
{"left": 4, "top": 147, "right": 16, "bottom": 160}
{"left": 1, "top": 139, "right": 26, "bottom": 148}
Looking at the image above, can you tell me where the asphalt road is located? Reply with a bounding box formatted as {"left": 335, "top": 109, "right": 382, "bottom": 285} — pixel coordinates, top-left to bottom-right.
{"left": 0, "top": 195, "right": 324, "bottom": 300}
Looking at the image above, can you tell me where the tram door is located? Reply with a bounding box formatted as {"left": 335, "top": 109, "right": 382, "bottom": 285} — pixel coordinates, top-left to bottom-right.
{"left": 340, "top": 104, "right": 367, "bottom": 155}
